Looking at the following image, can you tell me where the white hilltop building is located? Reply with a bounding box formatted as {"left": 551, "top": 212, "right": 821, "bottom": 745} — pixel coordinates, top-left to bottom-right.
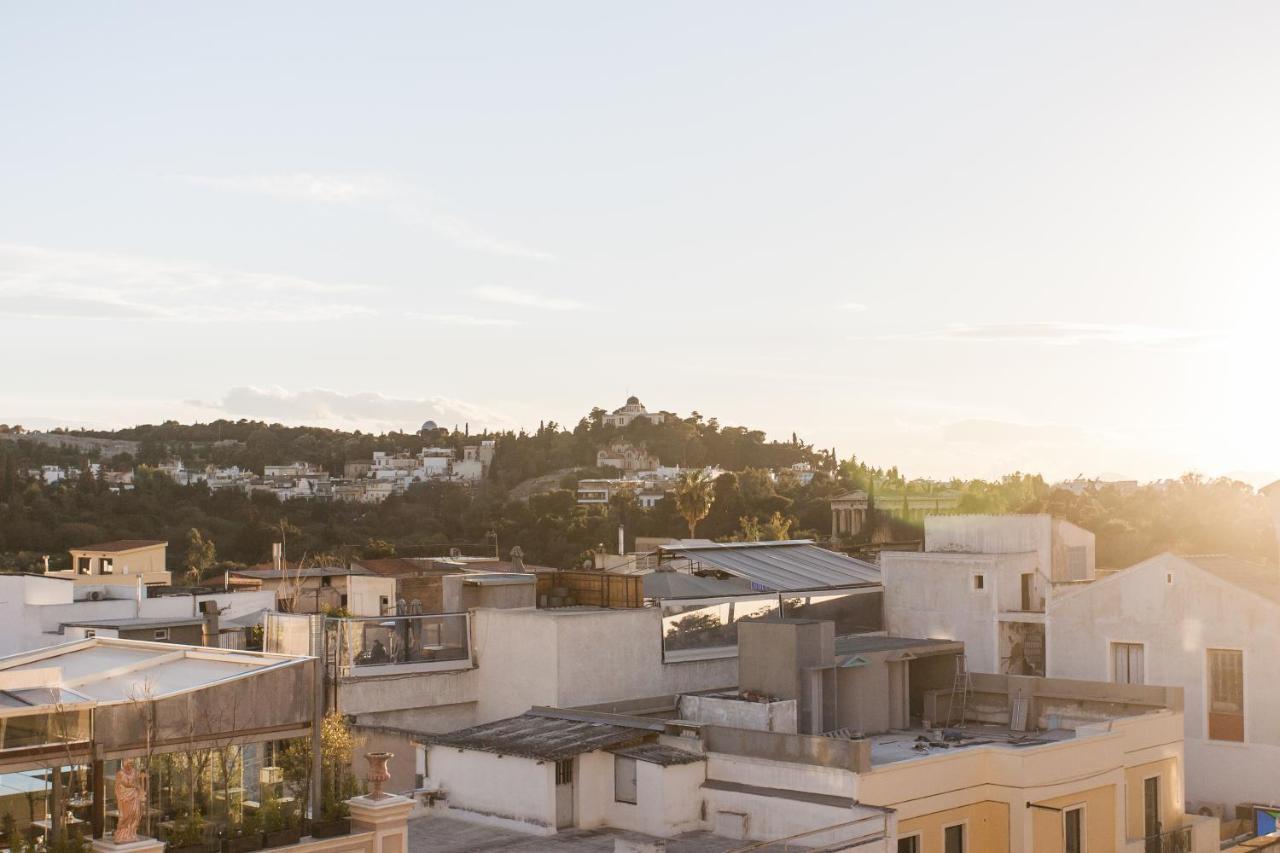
{"left": 604, "top": 396, "right": 671, "bottom": 428}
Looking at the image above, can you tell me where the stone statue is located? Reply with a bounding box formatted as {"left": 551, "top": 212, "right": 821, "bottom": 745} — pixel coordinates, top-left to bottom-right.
{"left": 113, "top": 759, "right": 147, "bottom": 844}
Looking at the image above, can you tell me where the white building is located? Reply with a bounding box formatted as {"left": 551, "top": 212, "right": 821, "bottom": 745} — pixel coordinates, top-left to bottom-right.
{"left": 603, "top": 396, "right": 669, "bottom": 429}
{"left": 1048, "top": 552, "right": 1280, "bottom": 811}
{"left": 883, "top": 514, "right": 1096, "bottom": 678}
{"left": 0, "top": 573, "right": 277, "bottom": 657}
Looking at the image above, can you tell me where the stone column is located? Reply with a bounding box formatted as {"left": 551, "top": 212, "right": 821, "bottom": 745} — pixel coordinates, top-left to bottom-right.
{"left": 348, "top": 794, "right": 414, "bottom": 853}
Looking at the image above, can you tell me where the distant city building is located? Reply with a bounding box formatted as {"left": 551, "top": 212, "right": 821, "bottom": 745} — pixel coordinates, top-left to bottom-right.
{"left": 596, "top": 441, "right": 659, "bottom": 473}
{"left": 1054, "top": 476, "right": 1140, "bottom": 496}
{"left": 603, "top": 395, "right": 671, "bottom": 428}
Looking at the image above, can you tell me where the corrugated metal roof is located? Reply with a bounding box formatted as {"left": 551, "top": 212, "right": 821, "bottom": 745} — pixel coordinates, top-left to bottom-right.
{"left": 424, "top": 712, "right": 653, "bottom": 761}
{"left": 642, "top": 572, "right": 753, "bottom": 599}
{"left": 658, "top": 540, "right": 881, "bottom": 591}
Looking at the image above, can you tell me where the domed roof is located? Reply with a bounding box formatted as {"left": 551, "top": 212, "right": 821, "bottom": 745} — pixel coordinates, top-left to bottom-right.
{"left": 420, "top": 420, "right": 438, "bottom": 432}
{"left": 626, "top": 395, "right": 640, "bottom": 406}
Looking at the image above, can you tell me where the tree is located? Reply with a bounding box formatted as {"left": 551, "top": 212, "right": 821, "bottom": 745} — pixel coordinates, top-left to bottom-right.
{"left": 674, "top": 471, "right": 715, "bottom": 538}
{"left": 184, "top": 528, "right": 216, "bottom": 585}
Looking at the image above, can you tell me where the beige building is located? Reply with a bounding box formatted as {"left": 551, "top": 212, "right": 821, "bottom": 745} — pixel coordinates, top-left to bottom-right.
{"left": 417, "top": 617, "right": 1216, "bottom": 852}
{"left": 48, "top": 539, "right": 171, "bottom": 587}
{"left": 231, "top": 565, "right": 397, "bottom": 616}
{"left": 597, "top": 441, "right": 659, "bottom": 473}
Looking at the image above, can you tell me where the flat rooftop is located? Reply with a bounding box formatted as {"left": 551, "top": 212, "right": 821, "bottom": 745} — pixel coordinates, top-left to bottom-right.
{"left": 408, "top": 814, "right": 739, "bottom": 852}
{"left": 834, "top": 635, "right": 963, "bottom": 656}
{"left": 866, "top": 723, "right": 1075, "bottom": 766}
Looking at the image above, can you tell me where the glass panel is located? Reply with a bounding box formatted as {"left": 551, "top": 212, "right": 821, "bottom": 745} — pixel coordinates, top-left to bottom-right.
{"left": 944, "top": 824, "right": 965, "bottom": 853}
{"left": 1065, "top": 808, "right": 1082, "bottom": 853}
{"left": 780, "top": 590, "right": 883, "bottom": 635}
{"left": 338, "top": 613, "right": 471, "bottom": 671}
{"left": 661, "top": 594, "right": 780, "bottom": 659}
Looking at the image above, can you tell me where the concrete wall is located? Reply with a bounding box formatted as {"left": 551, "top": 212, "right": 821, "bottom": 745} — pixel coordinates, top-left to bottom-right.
{"left": 348, "top": 576, "right": 397, "bottom": 617}
{"left": 677, "top": 695, "right": 797, "bottom": 733}
{"left": 1048, "top": 552, "right": 1280, "bottom": 807}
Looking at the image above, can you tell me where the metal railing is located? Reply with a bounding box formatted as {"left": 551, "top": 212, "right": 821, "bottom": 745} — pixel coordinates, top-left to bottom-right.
{"left": 725, "top": 813, "right": 889, "bottom": 851}
{"left": 332, "top": 612, "right": 471, "bottom": 674}
{"left": 1141, "top": 825, "right": 1192, "bottom": 853}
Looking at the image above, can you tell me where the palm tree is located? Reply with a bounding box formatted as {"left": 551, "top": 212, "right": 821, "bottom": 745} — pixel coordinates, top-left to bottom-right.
{"left": 674, "top": 470, "right": 715, "bottom": 538}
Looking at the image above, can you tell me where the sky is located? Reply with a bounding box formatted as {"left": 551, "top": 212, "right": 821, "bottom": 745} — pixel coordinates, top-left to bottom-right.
{"left": 1, "top": 2, "right": 1278, "bottom": 485}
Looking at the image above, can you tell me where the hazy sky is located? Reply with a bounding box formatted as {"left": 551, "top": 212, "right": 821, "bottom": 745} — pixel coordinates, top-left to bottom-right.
{"left": 2, "top": 3, "right": 1278, "bottom": 484}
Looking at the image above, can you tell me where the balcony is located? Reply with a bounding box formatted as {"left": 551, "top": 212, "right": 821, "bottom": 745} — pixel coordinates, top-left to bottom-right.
{"left": 333, "top": 613, "right": 472, "bottom": 676}
{"left": 1124, "top": 814, "right": 1219, "bottom": 853}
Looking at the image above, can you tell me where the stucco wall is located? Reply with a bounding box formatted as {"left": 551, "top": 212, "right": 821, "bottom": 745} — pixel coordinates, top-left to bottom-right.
{"left": 897, "top": 801, "right": 1009, "bottom": 853}
{"left": 426, "top": 748, "right": 554, "bottom": 834}
{"left": 1048, "top": 553, "right": 1280, "bottom": 806}
{"left": 883, "top": 551, "right": 1036, "bottom": 672}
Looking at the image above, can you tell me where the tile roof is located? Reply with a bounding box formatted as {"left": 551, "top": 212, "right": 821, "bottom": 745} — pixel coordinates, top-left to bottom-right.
{"left": 72, "top": 540, "right": 167, "bottom": 553}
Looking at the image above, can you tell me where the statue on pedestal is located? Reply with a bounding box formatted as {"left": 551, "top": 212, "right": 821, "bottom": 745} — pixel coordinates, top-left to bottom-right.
{"left": 112, "top": 759, "right": 147, "bottom": 844}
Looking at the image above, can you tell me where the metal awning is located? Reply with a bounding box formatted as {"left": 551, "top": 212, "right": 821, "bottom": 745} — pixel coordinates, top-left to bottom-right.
{"left": 658, "top": 540, "right": 881, "bottom": 592}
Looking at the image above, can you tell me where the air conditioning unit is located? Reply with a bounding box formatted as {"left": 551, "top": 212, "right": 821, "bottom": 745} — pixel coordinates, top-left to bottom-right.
{"left": 88, "top": 590, "right": 104, "bottom": 601}
{"left": 1190, "top": 801, "right": 1227, "bottom": 820}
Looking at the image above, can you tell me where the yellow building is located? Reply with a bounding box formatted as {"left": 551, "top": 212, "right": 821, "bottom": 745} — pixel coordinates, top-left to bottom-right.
{"left": 49, "top": 539, "right": 171, "bottom": 587}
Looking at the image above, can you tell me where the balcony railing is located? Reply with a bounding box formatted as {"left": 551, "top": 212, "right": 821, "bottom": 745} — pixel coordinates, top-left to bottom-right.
{"left": 1141, "top": 825, "right": 1192, "bottom": 853}
{"left": 332, "top": 613, "right": 471, "bottom": 675}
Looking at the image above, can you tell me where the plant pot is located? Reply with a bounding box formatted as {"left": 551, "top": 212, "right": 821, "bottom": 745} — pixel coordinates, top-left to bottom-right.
{"left": 221, "top": 834, "right": 263, "bottom": 853}
{"left": 308, "top": 818, "right": 350, "bottom": 839}
{"left": 263, "top": 828, "right": 301, "bottom": 849}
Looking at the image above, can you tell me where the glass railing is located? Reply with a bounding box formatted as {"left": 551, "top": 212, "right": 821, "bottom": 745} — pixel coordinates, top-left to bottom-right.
{"left": 333, "top": 613, "right": 471, "bottom": 674}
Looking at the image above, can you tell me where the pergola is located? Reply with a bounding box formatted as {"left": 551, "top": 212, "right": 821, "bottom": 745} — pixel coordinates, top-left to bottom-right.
{"left": 0, "top": 638, "right": 318, "bottom": 840}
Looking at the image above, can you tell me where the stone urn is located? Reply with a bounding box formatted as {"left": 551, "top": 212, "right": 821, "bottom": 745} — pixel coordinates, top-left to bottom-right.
{"left": 365, "top": 752, "right": 394, "bottom": 800}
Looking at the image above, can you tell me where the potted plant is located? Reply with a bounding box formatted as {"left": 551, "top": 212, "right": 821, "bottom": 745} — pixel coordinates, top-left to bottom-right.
{"left": 220, "top": 810, "right": 263, "bottom": 853}
{"left": 307, "top": 796, "right": 349, "bottom": 840}
{"left": 259, "top": 797, "right": 300, "bottom": 849}
{"left": 167, "top": 812, "right": 207, "bottom": 853}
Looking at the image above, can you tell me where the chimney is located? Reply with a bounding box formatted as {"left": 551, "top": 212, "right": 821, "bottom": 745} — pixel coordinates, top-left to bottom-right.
{"left": 510, "top": 546, "right": 525, "bottom": 572}
{"left": 272, "top": 542, "right": 283, "bottom": 574}
{"left": 200, "top": 600, "right": 220, "bottom": 648}
{"left": 42, "top": 555, "right": 49, "bottom": 573}
{"left": 618, "top": 524, "right": 625, "bottom": 557}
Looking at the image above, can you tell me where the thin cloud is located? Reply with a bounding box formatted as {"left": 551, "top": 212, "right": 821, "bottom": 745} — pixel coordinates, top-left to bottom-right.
{"left": 473, "top": 285, "right": 584, "bottom": 311}
{"left": 190, "top": 386, "right": 513, "bottom": 432}
{"left": 871, "top": 321, "right": 1215, "bottom": 348}
{"left": 173, "top": 171, "right": 554, "bottom": 261}
{"left": 0, "top": 244, "right": 374, "bottom": 323}
{"left": 172, "top": 172, "right": 392, "bottom": 203}
{"left": 840, "top": 302, "right": 869, "bottom": 311}
{"left": 410, "top": 312, "right": 522, "bottom": 327}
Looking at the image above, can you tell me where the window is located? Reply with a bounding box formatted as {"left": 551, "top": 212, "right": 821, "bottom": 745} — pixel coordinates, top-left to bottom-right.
{"left": 380, "top": 596, "right": 391, "bottom": 615}
{"left": 1112, "top": 642, "right": 1145, "bottom": 685}
{"left": 554, "top": 759, "right": 573, "bottom": 786}
{"left": 897, "top": 836, "right": 921, "bottom": 853}
{"left": 99, "top": 558, "right": 114, "bottom": 575}
{"left": 1207, "top": 649, "right": 1244, "bottom": 742}
{"left": 944, "top": 823, "right": 965, "bottom": 853}
{"left": 972, "top": 575, "right": 985, "bottom": 591}
{"left": 1020, "top": 573, "right": 1034, "bottom": 610}
{"left": 153, "top": 628, "right": 169, "bottom": 640}
{"left": 340, "top": 594, "right": 349, "bottom": 608}
{"left": 1064, "top": 806, "right": 1084, "bottom": 853}
{"left": 83, "top": 629, "right": 96, "bottom": 639}
{"left": 77, "top": 557, "right": 91, "bottom": 575}
{"left": 614, "top": 755, "right": 637, "bottom": 804}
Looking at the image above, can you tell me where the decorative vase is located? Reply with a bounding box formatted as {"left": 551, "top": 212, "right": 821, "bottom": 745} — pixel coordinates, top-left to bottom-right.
{"left": 365, "top": 752, "right": 393, "bottom": 800}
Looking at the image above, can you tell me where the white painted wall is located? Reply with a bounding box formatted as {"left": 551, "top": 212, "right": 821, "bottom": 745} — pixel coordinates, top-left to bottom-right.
{"left": 426, "top": 747, "right": 555, "bottom": 834}
{"left": 1048, "top": 552, "right": 1280, "bottom": 807}
{"left": 883, "top": 551, "right": 1035, "bottom": 673}
{"left": 347, "top": 575, "right": 397, "bottom": 616}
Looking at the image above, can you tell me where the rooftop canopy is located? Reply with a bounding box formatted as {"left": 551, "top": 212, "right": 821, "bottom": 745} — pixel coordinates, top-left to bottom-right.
{"left": 0, "top": 638, "right": 315, "bottom": 770}
{"left": 423, "top": 707, "right": 665, "bottom": 762}
{"left": 658, "top": 540, "right": 881, "bottom": 592}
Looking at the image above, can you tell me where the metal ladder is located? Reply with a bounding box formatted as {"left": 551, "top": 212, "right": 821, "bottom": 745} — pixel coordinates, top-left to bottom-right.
{"left": 946, "top": 654, "right": 973, "bottom": 727}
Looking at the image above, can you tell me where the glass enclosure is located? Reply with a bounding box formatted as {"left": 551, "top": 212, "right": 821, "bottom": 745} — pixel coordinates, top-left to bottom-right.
{"left": 334, "top": 613, "right": 471, "bottom": 673}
